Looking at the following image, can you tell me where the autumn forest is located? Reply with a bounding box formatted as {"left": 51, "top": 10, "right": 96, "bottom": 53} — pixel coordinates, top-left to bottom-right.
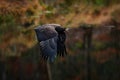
{"left": 0, "top": 0, "right": 120, "bottom": 80}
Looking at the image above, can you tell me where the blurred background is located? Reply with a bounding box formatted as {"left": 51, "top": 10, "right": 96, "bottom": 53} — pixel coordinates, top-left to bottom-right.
{"left": 0, "top": 0, "right": 120, "bottom": 80}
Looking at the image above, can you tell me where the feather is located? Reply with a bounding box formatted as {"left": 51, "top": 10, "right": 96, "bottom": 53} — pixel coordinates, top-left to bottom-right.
{"left": 34, "top": 24, "right": 58, "bottom": 42}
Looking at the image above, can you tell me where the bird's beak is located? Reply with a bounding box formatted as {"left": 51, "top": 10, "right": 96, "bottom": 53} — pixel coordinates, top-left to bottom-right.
{"left": 65, "top": 28, "right": 70, "bottom": 32}
{"left": 65, "top": 28, "right": 69, "bottom": 31}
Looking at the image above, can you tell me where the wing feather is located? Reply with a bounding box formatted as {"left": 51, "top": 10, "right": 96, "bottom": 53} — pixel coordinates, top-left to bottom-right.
{"left": 39, "top": 37, "right": 57, "bottom": 62}
{"left": 34, "top": 24, "right": 58, "bottom": 42}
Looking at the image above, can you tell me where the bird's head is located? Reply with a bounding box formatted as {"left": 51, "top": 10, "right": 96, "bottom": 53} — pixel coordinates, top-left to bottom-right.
{"left": 55, "top": 26, "right": 65, "bottom": 32}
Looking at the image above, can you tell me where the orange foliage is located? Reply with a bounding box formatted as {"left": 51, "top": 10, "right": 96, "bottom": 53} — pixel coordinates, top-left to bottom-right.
{"left": 0, "top": 0, "right": 42, "bottom": 53}
{"left": 0, "top": 0, "right": 41, "bottom": 15}
{"left": 0, "top": 0, "right": 29, "bottom": 15}
{"left": 0, "top": 0, "right": 42, "bottom": 25}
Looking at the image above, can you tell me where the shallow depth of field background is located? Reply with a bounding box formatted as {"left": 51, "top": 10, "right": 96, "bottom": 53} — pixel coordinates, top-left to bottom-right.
{"left": 0, "top": 0, "right": 120, "bottom": 80}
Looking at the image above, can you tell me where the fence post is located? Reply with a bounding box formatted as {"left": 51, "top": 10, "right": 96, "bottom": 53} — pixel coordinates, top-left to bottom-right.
{"left": 81, "top": 24, "right": 93, "bottom": 80}
{"left": 110, "top": 20, "right": 120, "bottom": 80}
{"left": 47, "top": 62, "right": 52, "bottom": 80}
{"left": 110, "top": 26, "right": 120, "bottom": 62}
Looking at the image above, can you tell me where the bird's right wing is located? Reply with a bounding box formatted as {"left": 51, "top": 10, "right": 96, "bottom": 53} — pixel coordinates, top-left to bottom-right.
{"left": 57, "top": 32, "right": 67, "bottom": 56}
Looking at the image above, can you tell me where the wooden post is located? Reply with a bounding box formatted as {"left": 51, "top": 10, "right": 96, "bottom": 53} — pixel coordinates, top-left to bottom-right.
{"left": 110, "top": 26, "right": 120, "bottom": 62}
{"left": 110, "top": 19, "right": 120, "bottom": 80}
{"left": 47, "top": 62, "right": 52, "bottom": 80}
{"left": 81, "top": 24, "right": 93, "bottom": 80}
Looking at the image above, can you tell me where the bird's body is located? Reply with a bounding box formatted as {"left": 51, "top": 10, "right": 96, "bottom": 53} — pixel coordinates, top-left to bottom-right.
{"left": 34, "top": 24, "right": 67, "bottom": 62}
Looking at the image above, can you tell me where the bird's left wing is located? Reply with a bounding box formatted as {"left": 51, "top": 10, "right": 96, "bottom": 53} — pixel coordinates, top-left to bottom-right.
{"left": 34, "top": 24, "right": 58, "bottom": 42}
{"left": 39, "top": 37, "right": 57, "bottom": 62}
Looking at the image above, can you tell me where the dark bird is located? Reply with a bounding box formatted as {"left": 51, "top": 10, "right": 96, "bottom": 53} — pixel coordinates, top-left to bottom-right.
{"left": 34, "top": 24, "right": 67, "bottom": 62}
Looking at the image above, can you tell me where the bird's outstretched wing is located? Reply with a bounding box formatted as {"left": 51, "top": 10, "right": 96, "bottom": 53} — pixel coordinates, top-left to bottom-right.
{"left": 34, "top": 24, "right": 58, "bottom": 42}
{"left": 57, "top": 31, "right": 67, "bottom": 56}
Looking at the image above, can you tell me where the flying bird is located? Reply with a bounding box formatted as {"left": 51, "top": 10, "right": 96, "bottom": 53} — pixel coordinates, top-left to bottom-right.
{"left": 34, "top": 24, "right": 67, "bottom": 62}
